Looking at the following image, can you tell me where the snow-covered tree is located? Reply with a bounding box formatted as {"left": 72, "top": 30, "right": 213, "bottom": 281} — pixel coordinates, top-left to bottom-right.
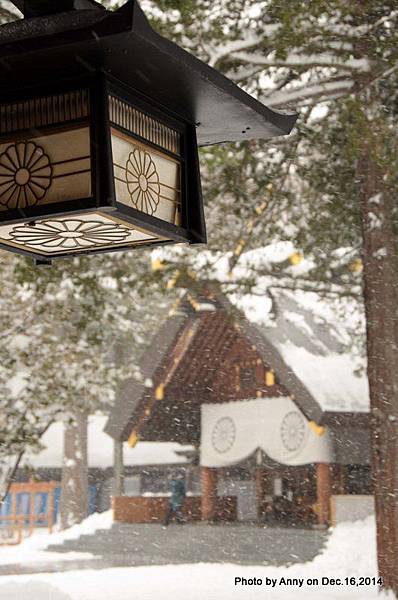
{"left": 141, "top": 1, "right": 398, "bottom": 592}
{"left": 0, "top": 249, "right": 173, "bottom": 526}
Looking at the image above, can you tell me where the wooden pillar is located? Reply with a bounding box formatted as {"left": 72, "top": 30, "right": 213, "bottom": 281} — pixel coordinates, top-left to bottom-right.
{"left": 255, "top": 468, "right": 266, "bottom": 521}
{"left": 201, "top": 467, "right": 218, "bottom": 521}
{"left": 113, "top": 439, "right": 124, "bottom": 497}
{"left": 48, "top": 485, "right": 54, "bottom": 534}
{"left": 316, "top": 463, "right": 331, "bottom": 526}
{"left": 29, "top": 484, "right": 35, "bottom": 536}
{"left": 11, "top": 486, "right": 16, "bottom": 528}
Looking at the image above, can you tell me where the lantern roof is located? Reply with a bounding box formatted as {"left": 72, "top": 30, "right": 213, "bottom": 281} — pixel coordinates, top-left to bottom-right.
{"left": 2, "top": 0, "right": 297, "bottom": 146}
{"left": 10, "top": 1, "right": 105, "bottom": 18}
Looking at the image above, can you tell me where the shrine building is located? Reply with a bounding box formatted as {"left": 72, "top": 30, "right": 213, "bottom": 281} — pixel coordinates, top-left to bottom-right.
{"left": 105, "top": 284, "right": 372, "bottom": 527}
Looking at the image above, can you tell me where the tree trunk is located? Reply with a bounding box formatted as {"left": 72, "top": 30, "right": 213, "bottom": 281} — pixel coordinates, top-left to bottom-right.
{"left": 60, "top": 411, "right": 88, "bottom": 529}
{"left": 359, "top": 143, "right": 398, "bottom": 593}
{"left": 113, "top": 439, "right": 124, "bottom": 497}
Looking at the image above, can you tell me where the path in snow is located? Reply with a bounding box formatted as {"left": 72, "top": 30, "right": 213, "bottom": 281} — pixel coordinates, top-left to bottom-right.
{"left": 0, "top": 523, "right": 327, "bottom": 575}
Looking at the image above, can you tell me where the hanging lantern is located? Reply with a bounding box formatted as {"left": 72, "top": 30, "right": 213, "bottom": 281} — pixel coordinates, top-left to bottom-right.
{"left": 0, "top": 0, "right": 296, "bottom": 262}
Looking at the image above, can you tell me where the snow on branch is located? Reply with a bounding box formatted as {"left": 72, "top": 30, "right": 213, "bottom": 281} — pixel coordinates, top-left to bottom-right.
{"left": 229, "top": 51, "right": 371, "bottom": 73}
{"left": 263, "top": 79, "right": 354, "bottom": 108}
{"left": 228, "top": 65, "right": 264, "bottom": 84}
{"left": 0, "top": 5, "right": 20, "bottom": 22}
{"left": 368, "top": 9, "right": 398, "bottom": 31}
{"left": 318, "top": 21, "right": 371, "bottom": 36}
{"left": 206, "top": 28, "right": 278, "bottom": 68}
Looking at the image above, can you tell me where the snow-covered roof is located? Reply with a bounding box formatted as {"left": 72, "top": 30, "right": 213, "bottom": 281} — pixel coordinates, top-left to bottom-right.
{"left": 106, "top": 243, "right": 369, "bottom": 445}
{"left": 229, "top": 270, "right": 369, "bottom": 413}
{"left": 23, "top": 415, "right": 193, "bottom": 469}
{"left": 272, "top": 342, "right": 368, "bottom": 413}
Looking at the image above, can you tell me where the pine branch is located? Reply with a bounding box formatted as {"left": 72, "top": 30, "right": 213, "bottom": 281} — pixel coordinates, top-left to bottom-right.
{"left": 216, "top": 276, "right": 361, "bottom": 299}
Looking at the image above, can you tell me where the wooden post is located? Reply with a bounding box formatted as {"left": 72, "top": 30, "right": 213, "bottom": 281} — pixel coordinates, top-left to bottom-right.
{"left": 48, "top": 484, "right": 54, "bottom": 534}
{"left": 113, "top": 439, "right": 124, "bottom": 497}
{"left": 316, "top": 463, "right": 331, "bottom": 527}
{"left": 201, "top": 467, "right": 218, "bottom": 521}
{"left": 29, "top": 485, "right": 35, "bottom": 536}
{"left": 255, "top": 468, "right": 266, "bottom": 521}
{"left": 10, "top": 486, "right": 16, "bottom": 528}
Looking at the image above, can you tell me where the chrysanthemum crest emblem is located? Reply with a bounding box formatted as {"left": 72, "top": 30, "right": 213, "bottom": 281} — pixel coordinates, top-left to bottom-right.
{"left": 10, "top": 219, "right": 132, "bottom": 250}
{"left": 0, "top": 141, "right": 52, "bottom": 209}
{"left": 126, "top": 147, "right": 160, "bottom": 215}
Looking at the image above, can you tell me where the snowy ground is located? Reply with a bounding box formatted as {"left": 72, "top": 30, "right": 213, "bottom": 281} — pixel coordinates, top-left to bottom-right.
{"left": 0, "top": 515, "right": 394, "bottom": 600}
{"left": 0, "top": 510, "right": 112, "bottom": 565}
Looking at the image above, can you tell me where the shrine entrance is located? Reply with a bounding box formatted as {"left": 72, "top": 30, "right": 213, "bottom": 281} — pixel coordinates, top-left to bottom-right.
{"left": 200, "top": 461, "right": 330, "bottom": 527}
{"left": 200, "top": 397, "right": 334, "bottom": 527}
{"left": 255, "top": 464, "right": 319, "bottom": 526}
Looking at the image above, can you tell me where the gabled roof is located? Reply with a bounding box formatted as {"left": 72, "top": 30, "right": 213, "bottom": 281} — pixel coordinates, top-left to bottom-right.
{"left": 232, "top": 290, "right": 369, "bottom": 413}
{"left": 216, "top": 292, "right": 324, "bottom": 422}
{"left": 105, "top": 285, "right": 368, "bottom": 442}
{"left": 105, "top": 306, "right": 190, "bottom": 441}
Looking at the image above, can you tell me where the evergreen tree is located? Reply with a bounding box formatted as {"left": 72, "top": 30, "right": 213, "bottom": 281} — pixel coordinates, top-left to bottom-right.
{"left": 143, "top": 0, "right": 398, "bottom": 590}
{"left": 0, "top": 248, "right": 172, "bottom": 526}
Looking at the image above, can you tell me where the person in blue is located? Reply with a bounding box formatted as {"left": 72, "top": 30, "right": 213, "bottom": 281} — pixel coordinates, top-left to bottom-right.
{"left": 163, "top": 473, "right": 186, "bottom": 526}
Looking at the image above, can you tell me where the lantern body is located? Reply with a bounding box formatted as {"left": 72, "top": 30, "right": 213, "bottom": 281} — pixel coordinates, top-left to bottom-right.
{"left": 0, "top": 77, "right": 203, "bottom": 259}
{"left": 0, "top": 0, "right": 296, "bottom": 260}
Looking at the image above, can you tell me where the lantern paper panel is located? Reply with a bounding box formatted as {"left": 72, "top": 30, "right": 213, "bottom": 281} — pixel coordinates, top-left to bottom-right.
{"left": 0, "top": 212, "right": 166, "bottom": 257}
{"left": 0, "top": 127, "right": 91, "bottom": 211}
{"left": 111, "top": 132, "right": 181, "bottom": 227}
{"left": 109, "top": 95, "right": 182, "bottom": 228}
{"left": 0, "top": 89, "right": 92, "bottom": 218}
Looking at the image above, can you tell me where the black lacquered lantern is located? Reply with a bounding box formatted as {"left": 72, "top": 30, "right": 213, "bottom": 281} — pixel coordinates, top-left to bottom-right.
{"left": 0, "top": 0, "right": 296, "bottom": 261}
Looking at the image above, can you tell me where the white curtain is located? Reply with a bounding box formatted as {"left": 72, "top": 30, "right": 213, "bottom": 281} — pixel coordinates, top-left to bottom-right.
{"left": 200, "top": 397, "right": 333, "bottom": 467}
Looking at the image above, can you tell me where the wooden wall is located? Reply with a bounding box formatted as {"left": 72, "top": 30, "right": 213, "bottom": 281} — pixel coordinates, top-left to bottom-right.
{"left": 113, "top": 495, "right": 237, "bottom": 524}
